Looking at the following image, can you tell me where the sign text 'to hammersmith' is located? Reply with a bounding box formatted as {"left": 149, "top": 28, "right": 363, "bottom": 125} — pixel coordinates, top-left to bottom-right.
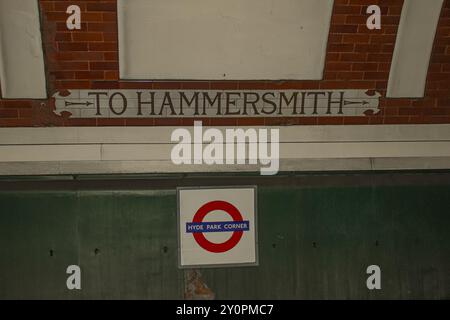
{"left": 54, "top": 89, "right": 381, "bottom": 118}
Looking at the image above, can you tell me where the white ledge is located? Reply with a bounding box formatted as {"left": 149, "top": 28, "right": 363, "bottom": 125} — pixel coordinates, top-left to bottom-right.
{"left": 0, "top": 125, "right": 449, "bottom": 175}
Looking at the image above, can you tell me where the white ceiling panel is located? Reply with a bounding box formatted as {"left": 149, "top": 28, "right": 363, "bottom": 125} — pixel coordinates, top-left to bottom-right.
{"left": 387, "top": 0, "right": 444, "bottom": 98}
{"left": 118, "top": 0, "right": 334, "bottom": 80}
{"left": 0, "top": 0, "right": 47, "bottom": 99}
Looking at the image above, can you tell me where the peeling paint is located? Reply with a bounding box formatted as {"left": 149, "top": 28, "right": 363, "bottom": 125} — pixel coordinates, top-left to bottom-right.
{"left": 184, "top": 270, "right": 215, "bottom": 300}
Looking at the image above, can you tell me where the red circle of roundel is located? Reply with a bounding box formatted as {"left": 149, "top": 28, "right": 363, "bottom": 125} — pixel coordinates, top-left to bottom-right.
{"left": 192, "top": 200, "right": 244, "bottom": 253}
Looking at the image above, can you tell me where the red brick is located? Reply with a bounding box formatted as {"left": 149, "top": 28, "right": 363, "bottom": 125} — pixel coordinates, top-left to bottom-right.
{"left": 181, "top": 82, "right": 210, "bottom": 90}
{"left": 103, "top": 12, "right": 118, "bottom": 22}
{"left": 86, "top": 2, "right": 117, "bottom": 12}
{"left": 343, "top": 117, "right": 370, "bottom": 125}
{"left": 55, "top": 32, "right": 72, "bottom": 41}
{"left": 328, "top": 43, "right": 355, "bottom": 52}
{"left": 125, "top": 118, "right": 155, "bottom": 126}
{"left": 19, "top": 109, "right": 33, "bottom": 118}
{"left": 97, "top": 118, "right": 126, "bottom": 126}
{"left": 368, "top": 53, "right": 393, "bottom": 62}
{"left": 238, "top": 82, "right": 267, "bottom": 90}
{"left": 72, "top": 32, "right": 104, "bottom": 42}
{"left": 103, "top": 52, "right": 118, "bottom": 60}
{"left": 63, "top": 118, "right": 97, "bottom": 127}
{"left": 105, "top": 71, "right": 119, "bottom": 80}
{"left": 327, "top": 62, "right": 353, "bottom": 71}
{"left": 209, "top": 118, "right": 238, "bottom": 126}
{"left": 103, "top": 33, "right": 118, "bottom": 42}
{"left": 154, "top": 118, "right": 183, "bottom": 126}
{"left": 74, "top": 71, "right": 105, "bottom": 79}
{"left": 237, "top": 118, "right": 266, "bottom": 126}
{"left": 51, "top": 71, "right": 76, "bottom": 80}
{"left": 210, "top": 82, "right": 239, "bottom": 90}
{"left": 51, "top": 61, "right": 89, "bottom": 71}
{"left": 340, "top": 53, "right": 367, "bottom": 61}
{"left": 342, "top": 34, "right": 370, "bottom": 43}
{"left": 45, "top": 12, "right": 69, "bottom": 21}
{"left": 88, "top": 22, "right": 117, "bottom": 32}
{"left": 363, "top": 72, "right": 390, "bottom": 80}
{"left": 79, "top": 12, "right": 103, "bottom": 22}
{"left": 88, "top": 42, "right": 117, "bottom": 51}
{"left": 330, "top": 25, "right": 359, "bottom": 33}
{"left": 181, "top": 118, "right": 211, "bottom": 126}
{"left": 317, "top": 117, "right": 344, "bottom": 125}
{"left": 56, "top": 80, "right": 91, "bottom": 89}
{"left": 91, "top": 81, "right": 120, "bottom": 89}
{"left": 53, "top": 2, "right": 87, "bottom": 12}
{"left": 153, "top": 82, "right": 182, "bottom": 90}
{"left": 71, "top": 52, "right": 105, "bottom": 61}
{"left": 333, "top": 5, "right": 361, "bottom": 14}
{"left": 336, "top": 71, "right": 364, "bottom": 80}
{"left": 352, "top": 63, "right": 378, "bottom": 71}
{"left": 0, "top": 100, "right": 33, "bottom": 108}
{"left": 0, "top": 109, "right": 18, "bottom": 118}
{"left": 89, "top": 61, "right": 119, "bottom": 70}
{"left": 119, "top": 82, "right": 153, "bottom": 89}
{"left": 58, "top": 42, "right": 88, "bottom": 51}
{"left": 0, "top": 119, "right": 33, "bottom": 127}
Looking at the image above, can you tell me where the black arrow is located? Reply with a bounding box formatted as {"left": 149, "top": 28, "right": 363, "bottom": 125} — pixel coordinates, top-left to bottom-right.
{"left": 344, "top": 100, "right": 369, "bottom": 106}
{"left": 65, "top": 101, "right": 93, "bottom": 107}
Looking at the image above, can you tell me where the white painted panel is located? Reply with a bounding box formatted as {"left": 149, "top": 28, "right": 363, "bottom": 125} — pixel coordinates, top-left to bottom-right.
{"left": 118, "top": 0, "right": 334, "bottom": 80}
{"left": 387, "top": 0, "right": 444, "bottom": 98}
{"left": 0, "top": 0, "right": 47, "bottom": 98}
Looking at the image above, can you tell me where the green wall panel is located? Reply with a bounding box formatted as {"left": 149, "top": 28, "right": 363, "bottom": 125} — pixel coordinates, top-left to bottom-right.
{"left": 0, "top": 191, "right": 183, "bottom": 299}
{"left": 0, "top": 178, "right": 449, "bottom": 299}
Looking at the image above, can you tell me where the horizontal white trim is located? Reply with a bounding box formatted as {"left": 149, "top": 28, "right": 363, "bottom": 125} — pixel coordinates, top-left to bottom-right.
{"left": 1, "top": 124, "right": 450, "bottom": 144}
{"left": 0, "top": 125, "right": 450, "bottom": 175}
{"left": 2, "top": 142, "right": 450, "bottom": 162}
{"left": 1, "top": 158, "right": 450, "bottom": 176}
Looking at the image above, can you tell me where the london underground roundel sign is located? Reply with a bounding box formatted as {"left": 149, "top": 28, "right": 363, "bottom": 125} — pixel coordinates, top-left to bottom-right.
{"left": 177, "top": 187, "right": 258, "bottom": 268}
{"left": 190, "top": 200, "right": 248, "bottom": 253}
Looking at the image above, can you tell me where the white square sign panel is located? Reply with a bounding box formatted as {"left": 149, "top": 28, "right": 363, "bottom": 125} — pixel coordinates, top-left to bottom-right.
{"left": 177, "top": 187, "right": 258, "bottom": 268}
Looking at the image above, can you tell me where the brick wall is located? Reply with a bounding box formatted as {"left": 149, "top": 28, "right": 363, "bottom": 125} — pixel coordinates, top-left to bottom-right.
{"left": 0, "top": 0, "right": 449, "bottom": 127}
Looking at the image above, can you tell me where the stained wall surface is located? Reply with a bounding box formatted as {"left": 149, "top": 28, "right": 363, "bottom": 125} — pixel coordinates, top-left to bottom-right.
{"left": 0, "top": 173, "right": 448, "bottom": 299}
